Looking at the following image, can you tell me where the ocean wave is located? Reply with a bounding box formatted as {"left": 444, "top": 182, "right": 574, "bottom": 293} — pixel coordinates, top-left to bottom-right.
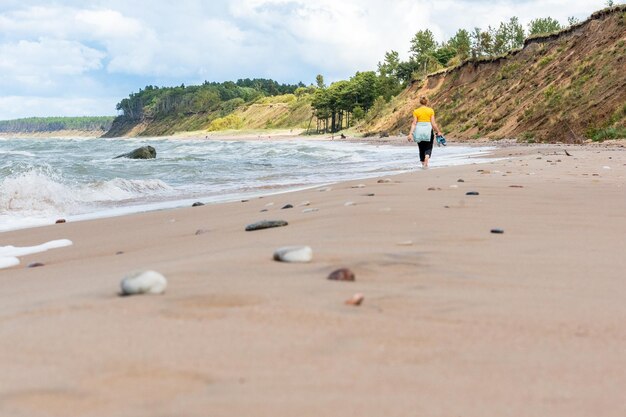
{"left": 0, "top": 169, "right": 173, "bottom": 220}
{"left": 0, "top": 150, "right": 35, "bottom": 157}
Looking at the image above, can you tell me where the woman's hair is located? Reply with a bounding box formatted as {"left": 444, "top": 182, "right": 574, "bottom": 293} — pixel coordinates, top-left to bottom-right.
{"left": 419, "top": 96, "right": 429, "bottom": 105}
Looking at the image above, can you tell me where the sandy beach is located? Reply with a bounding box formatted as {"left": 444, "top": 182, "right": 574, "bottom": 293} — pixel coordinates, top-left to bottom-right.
{"left": 1, "top": 141, "right": 625, "bottom": 417}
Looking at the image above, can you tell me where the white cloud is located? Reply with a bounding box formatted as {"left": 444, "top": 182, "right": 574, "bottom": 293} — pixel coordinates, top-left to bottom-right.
{"left": 0, "top": 0, "right": 614, "bottom": 118}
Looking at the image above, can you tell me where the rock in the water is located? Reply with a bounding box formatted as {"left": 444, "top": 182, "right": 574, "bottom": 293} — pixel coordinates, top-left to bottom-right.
{"left": 192, "top": 202, "right": 204, "bottom": 207}
{"left": 120, "top": 270, "right": 167, "bottom": 295}
{"left": 114, "top": 146, "right": 156, "bottom": 160}
{"left": 27, "top": 262, "right": 44, "bottom": 268}
{"left": 273, "top": 246, "right": 313, "bottom": 263}
{"left": 281, "top": 204, "right": 293, "bottom": 209}
{"left": 328, "top": 268, "right": 355, "bottom": 281}
{"left": 491, "top": 228, "right": 504, "bottom": 234}
{"left": 466, "top": 191, "right": 480, "bottom": 196}
{"left": 55, "top": 219, "right": 66, "bottom": 224}
{"left": 345, "top": 293, "right": 364, "bottom": 306}
{"left": 245, "top": 220, "right": 288, "bottom": 231}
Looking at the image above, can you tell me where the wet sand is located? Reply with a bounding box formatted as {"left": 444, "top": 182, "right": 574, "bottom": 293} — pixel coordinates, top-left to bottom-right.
{"left": 0, "top": 143, "right": 625, "bottom": 417}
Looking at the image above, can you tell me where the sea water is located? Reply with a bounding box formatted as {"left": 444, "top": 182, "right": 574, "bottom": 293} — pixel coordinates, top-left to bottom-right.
{"left": 0, "top": 137, "right": 493, "bottom": 232}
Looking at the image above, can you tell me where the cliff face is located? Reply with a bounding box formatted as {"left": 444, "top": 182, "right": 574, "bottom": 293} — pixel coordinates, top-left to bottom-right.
{"left": 366, "top": 6, "right": 626, "bottom": 142}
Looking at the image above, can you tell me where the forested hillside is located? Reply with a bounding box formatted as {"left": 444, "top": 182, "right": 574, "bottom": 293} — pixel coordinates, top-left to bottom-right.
{"left": 0, "top": 116, "right": 114, "bottom": 134}
{"left": 103, "top": 5, "right": 626, "bottom": 142}
{"left": 366, "top": 5, "right": 626, "bottom": 142}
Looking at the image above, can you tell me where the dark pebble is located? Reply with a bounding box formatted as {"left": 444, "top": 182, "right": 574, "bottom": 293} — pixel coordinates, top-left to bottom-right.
{"left": 281, "top": 204, "right": 293, "bottom": 209}
{"left": 365, "top": 193, "right": 375, "bottom": 197}
{"left": 245, "top": 220, "right": 288, "bottom": 231}
{"left": 27, "top": 262, "right": 45, "bottom": 268}
{"left": 457, "top": 179, "right": 465, "bottom": 182}
{"left": 241, "top": 199, "right": 249, "bottom": 202}
{"left": 195, "top": 229, "right": 209, "bottom": 236}
{"left": 328, "top": 268, "right": 355, "bottom": 282}
{"left": 427, "top": 187, "right": 437, "bottom": 191}
{"left": 192, "top": 202, "right": 205, "bottom": 207}
{"left": 115, "top": 251, "right": 124, "bottom": 255}
{"left": 55, "top": 219, "right": 66, "bottom": 224}
{"left": 509, "top": 185, "right": 524, "bottom": 188}
{"left": 260, "top": 209, "right": 268, "bottom": 212}
{"left": 491, "top": 229, "right": 504, "bottom": 234}
{"left": 466, "top": 191, "right": 480, "bottom": 196}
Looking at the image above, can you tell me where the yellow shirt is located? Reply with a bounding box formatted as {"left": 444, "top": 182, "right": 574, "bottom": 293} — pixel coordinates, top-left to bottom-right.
{"left": 413, "top": 106, "right": 434, "bottom": 123}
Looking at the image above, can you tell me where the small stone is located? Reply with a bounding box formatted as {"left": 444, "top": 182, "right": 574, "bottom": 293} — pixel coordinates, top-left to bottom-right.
{"left": 192, "top": 202, "right": 204, "bottom": 207}
{"left": 299, "top": 201, "right": 311, "bottom": 206}
{"left": 195, "top": 229, "right": 209, "bottom": 235}
{"left": 465, "top": 191, "right": 480, "bottom": 195}
{"left": 509, "top": 185, "right": 524, "bottom": 188}
{"left": 377, "top": 178, "right": 392, "bottom": 184}
{"left": 120, "top": 270, "right": 167, "bottom": 295}
{"left": 245, "top": 220, "right": 288, "bottom": 231}
{"left": 115, "top": 251, "right": 124, "bottom": 255}
{"left": 397, "top": 240, "right": 413, "bottom": 246}
{"left": 273, "top": 246, "right": 313, "bottom": 263}
{"left": 328, "top": 268, "right": 355, "bottom": 281}
{"left": 428, "top": 187, "right": 437, "bottom": 191}
{"left": 444, "top": 205, "right": 450, "bottom": 208}
{"left": 265, "top": 202, "right": 274, "bottom": 207}
{"left": 344, "top": 201, "right": 356, "bottom": 206}
{"left": 55, "top": 219, "right": 66, "bottom": 224}
{"left": 351, "top": 184, "right": 366, "bottom": 188}
{"left": 450, "top": 185, "right": 459, "bottom": 188}
{"left": 281, "top": 204, "right": 294, "bottom": 209}
{"left": 27, "top": 262, "right": 44, "bottom": 268}
{"left": 345, "top": 293, "right": 364, "bottom": 306}
{"left": 457, "top": 179, "right": 465, "bottom": 182}
{"left": 302, "top": 208, "right": 319, "bottom": 213}
{"left": 365, "top": 193, "right": 375, "bottom": 197}
{"left": 602, "top": 166, "right": 611, "bottom": 170}
{"left": 318, "top": 187, "right": 332, "bottom": 192}
{"left": 241, "top": 199, "right": 249, "bottom": 203}
{"left": 491, "top": 228, "right": 504, "bottom": 234}
{"left": 260, "top": 209, "right": 268, "bottom": 212}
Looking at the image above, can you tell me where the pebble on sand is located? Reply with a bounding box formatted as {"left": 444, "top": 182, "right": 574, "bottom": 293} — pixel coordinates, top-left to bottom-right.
{"left": 318, "top": 187, "right": 332, "bottom": 192}
{"left": 491, "top": 228, "right": 504, "bottom": 234}
{"left": 344, "top": 201, "right": 356, "bottom": 206}
{"left": 27, "top": 262, "right": 45, "bottom": 268}
{"left": 509, "top": 185, "right": 524, "bottom": 188}
{"left": 273, "top": 246, "right": 313, "bottom": 263}
{"left": 351, "top": 184, "right": 366, "bottom": 188}
{"left": 245, "top": 220, "right": 289, "bottom": 231}
{"left": 457, "top": 179, "right": 465, "bottom": 182}
{"left": 192, "top": 202, "right": 205, "bottom": 207}
{"left": 120, "top": 270, "right": 167, "bottom": 295}
{"left": 328, "top": 268, "right": 355, "bottom": 281}
{"left": 365, "top": 193, "right": 375, "bottom": 197}
{"left": 466, "top": 191, "right": 480, "bottom": 196}
{"left": 195, "top": 229, "right": 209, "bottom": 235}
{"left": 345, "top": 293, "right": 364, "bottom": 306}
{"left": 397, "top": 240, "right": 413, "bottom": 246}
{"left": 377, "top": 178, "right": 392, "bottom": 184}
{"left": 302, "top": 208, "right": 319, "bottom": 213}
{"left": 281, "top": 204, "right": 294, "bottom": 209}
{"left": 55, "top": 219, "right": 66, "bottom": 224}
{"left": 299, "top": 201, "right": 311, "bottom": 206}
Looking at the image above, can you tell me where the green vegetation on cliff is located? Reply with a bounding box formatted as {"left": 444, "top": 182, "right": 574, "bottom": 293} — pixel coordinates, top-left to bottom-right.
{"left": 0, "top": 116, "right": 114, "bottom": 134}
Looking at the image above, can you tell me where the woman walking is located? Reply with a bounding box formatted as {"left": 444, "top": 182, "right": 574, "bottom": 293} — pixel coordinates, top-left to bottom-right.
{"left": 407, "top": 96, "right": 442, "bottom": 168}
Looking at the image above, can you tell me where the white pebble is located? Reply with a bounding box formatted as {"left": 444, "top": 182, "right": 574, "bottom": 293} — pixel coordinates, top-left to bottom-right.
{"left": 299, "top": 201, "right": 311, "bottom": 206}
{"left": 265, "top": 202, "right": 275, "bottom": 207}
{"left": 603, "top": 166, "right": 611, "bottom": 170}
{"left": 344, "top": 201, "right": 356, "bottom": 206}
{"left": 397, "top": 240, "right": 413, "bottom": 246}
{"left": 450, "top": 184, "right": 459, "bottom": 188}
{"left": 273, "top": 246, "right": 313, "bottom": 263}
{"left": 121, "top": 270, "right": 167, "bottom": 295}
{"left": 351, "top": 184, "right": 366, "bottom": 188}
{"left": 302, "top": 208, "right": 319, "bottom": 213}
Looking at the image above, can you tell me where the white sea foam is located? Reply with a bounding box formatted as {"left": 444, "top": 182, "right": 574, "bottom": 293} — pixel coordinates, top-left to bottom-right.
{"left": 0, "top": 239, "right": 73, "bottom": 270}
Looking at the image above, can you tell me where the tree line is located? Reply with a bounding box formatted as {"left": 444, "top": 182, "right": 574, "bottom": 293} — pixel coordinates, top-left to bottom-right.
{"left": 309, "top": 13, "right": 576, "bottom": 133}
{"left": 0, "top": 116, "right": 115, "bottom": 133}
{"left": 115, "top": 78, "right": 305, "bottom": 121}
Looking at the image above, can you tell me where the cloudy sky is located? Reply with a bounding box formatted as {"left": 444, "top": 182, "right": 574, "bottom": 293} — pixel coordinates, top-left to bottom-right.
{"left": 0, "top": 0, "right": 612, "bottom": 119}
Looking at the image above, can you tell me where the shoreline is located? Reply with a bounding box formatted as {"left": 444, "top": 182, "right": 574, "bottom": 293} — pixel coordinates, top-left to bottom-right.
{"left": 1, "top": 143, "right": 625, "bottom": 416}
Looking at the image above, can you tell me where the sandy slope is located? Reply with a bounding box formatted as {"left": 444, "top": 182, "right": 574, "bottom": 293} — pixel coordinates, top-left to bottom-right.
{"left": 0, "top": 144, "right": 625, "bottom": 417}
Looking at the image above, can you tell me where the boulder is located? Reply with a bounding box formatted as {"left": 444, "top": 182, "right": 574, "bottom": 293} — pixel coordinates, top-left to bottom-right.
{"left": 114, "top": 146, "right": 156, "bottom": 159}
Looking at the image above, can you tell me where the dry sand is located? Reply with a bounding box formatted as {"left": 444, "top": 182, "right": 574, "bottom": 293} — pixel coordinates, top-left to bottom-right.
{"left": 0, "top": 143, "right": 625, "bottom": 417}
